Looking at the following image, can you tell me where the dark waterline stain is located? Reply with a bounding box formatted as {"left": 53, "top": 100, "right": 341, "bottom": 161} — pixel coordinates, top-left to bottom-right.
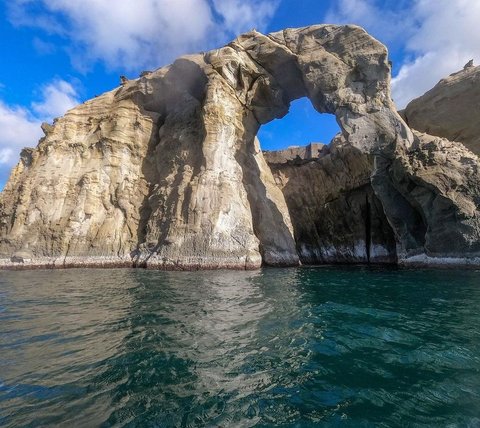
{"left": 1, "top": 267, "right": 480, "bottom": 427}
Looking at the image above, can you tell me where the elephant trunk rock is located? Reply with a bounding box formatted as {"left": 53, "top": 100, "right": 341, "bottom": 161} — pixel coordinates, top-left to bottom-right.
{"left": 1, "top": 25, "right": 479, "bottom": 269}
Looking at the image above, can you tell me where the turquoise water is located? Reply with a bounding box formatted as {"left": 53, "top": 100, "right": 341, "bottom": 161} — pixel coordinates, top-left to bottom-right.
{"left": 0, "top": 267, "right": 479, "bottom": 427}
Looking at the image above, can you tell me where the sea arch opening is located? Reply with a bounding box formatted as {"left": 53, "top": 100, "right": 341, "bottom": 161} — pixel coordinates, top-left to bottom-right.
{"left": 246, "top": 93, "right": 398, "bottom": 266}
{"left": 258, "top": 97, "right": 341, "bottom": 160}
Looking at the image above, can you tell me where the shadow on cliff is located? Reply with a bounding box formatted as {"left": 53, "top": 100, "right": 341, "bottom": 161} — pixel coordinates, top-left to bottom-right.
{"left": 236, "top": 117, "right": 299, "bottom": 266}
{"left": 133, "top": 59, "right": 209, "bottom": 266}
{"left": 267, "top": 150, "right": 398, "bottom": 264}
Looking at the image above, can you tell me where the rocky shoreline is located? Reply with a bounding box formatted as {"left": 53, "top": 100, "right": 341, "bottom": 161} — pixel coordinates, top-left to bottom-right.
{"left": 3, "top": 257, "right": 480, "bottom": 270}
{"left": 0, "top": 256, "right": 260, "bottom": 271}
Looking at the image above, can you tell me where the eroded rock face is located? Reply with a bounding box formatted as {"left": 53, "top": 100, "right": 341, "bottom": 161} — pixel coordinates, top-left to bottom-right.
{"left": 1, "top": 91, "right": 156, "bottom": 261}
{"left": 402, "top": 65, "right": 480, "bottom": 155}
{"left": 1, "top": 24, "right": 479, "bottom": 269}
{"left": 266, "top": 137, "right": 397, "bottom": 264}
{"left": 389, "top": 131, "right": 480, "bottom": 258}
{"left": 263, "top": 143, "right": 327, "bottom": 164}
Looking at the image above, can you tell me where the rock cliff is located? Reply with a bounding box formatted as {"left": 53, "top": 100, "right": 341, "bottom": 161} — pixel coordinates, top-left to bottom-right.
{"left": 402, "top": 64, "right": 480, "bottom": 155}
{"left": 265, "top": 137, "right": 397, "bottom": 264}
{"left": 1, "top": 25, "right": 479, "bottom": 269}
{"left": 263, "top": 143, "right": 327, "bottom": 163}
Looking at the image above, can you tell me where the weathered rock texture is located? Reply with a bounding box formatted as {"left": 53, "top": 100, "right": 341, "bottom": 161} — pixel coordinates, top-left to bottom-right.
{"left": 1, "top": 25, "right": 480, "bottom": 269}
{"left": 266, "top": 136, "right": 397, "bottom": 264}
{"left": 385, "top": 131, "right": 480, "bottom": 259}
{"left": 402, "top": 65, "right": 480, "bottom": 155}
{"left": 263, "top": 143, "right": 327, "bottom": 163}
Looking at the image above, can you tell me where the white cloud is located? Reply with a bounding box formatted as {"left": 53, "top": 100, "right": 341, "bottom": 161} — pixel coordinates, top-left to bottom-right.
{"left": 8, "top": 0, "right": 280, "bottom": 72}
{"left": 212, "top": 0, "right": 278, "bottom": 36}
{"left": 0, "top": 102, "right": 42, "bottom": 165}
{"left": 325, "top": 0, "right": 480, "bottom": 108}
{"left": 0, "top": 80, "right": 79, "bottom": 167}
{"left": 32, "top": 80, "right": 79, "bottom": 119}
{"left": 392, "top": 0, "right": 480, "bottom": 108}
{"left": 325, "top": 0, "right": 414, "bottom": 46}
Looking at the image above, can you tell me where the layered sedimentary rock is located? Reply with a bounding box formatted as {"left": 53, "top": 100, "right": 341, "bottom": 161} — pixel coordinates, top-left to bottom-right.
{"left": 402, "top": 64, "right": 480, "bottom": 155}
{"left": 1, "top": 24, "right": 479, "bottom": 269}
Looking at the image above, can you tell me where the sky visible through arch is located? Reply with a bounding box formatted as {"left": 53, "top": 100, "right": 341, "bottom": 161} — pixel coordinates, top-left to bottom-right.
{"left": 258, "top": 99, "right": 340, "bottom": 151}
{"left": 1, "top": 0, "right": 479, "bottom": 189}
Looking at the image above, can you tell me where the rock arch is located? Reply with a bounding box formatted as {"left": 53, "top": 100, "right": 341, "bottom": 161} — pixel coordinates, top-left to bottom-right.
{"left": 166, "top": 24, "right": 414, "bottom": 268}
{"left": 1, "top": 25, "right": 479, "bottom": 268}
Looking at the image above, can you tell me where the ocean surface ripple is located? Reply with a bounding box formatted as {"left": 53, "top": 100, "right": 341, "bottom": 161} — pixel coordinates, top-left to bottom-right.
{"left": 1, "top": 267, "right": 479, "bottom": 427}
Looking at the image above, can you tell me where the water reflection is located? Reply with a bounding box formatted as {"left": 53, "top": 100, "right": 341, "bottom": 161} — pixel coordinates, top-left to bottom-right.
{"left": 99, "top": 269, "right": 311, "bottom": 426}
{"left": 0, "top": 267, "right": 480, "bottom": 427}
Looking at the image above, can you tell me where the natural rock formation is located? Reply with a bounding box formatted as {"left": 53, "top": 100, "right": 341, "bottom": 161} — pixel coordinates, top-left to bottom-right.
{"left": 402, "top": 64, "right": 480, "bottom": 155}
{"left": 386, "top": 131, "right": 480, "bottom": 259}
{"left": 1, "top": 24, "right": 479, "bottom": 269}
{"left": 266, "top": 137, "right": 397, "bottom": 264}
{"left": 263, "top": 143, "right": 327, "bottom": 164}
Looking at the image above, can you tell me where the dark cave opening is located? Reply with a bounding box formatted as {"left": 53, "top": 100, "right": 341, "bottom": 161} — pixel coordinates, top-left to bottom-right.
{"left": 255, "top": 97, "right": 398, "bottom": 266}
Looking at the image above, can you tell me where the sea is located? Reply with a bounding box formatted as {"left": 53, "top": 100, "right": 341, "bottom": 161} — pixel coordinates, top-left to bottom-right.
{"left": 0, "top": 266, "right": 479, "bottom": 427}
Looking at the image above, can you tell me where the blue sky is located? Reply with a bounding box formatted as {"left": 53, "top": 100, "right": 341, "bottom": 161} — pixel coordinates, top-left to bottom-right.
{"left": 1, "top": 0, "right": 479, "bottom": 188}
